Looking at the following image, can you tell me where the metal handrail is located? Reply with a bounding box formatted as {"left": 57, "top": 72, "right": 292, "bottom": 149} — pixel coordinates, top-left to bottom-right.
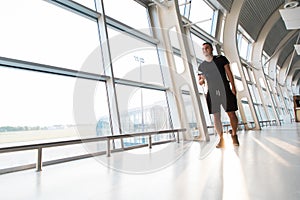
{"left": 0, "top": 128, "right": 186, "bottom": 172}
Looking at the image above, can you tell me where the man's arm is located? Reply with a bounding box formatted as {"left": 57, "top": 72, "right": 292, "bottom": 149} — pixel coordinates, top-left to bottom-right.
{"left": 224, "top": 64, "right": 236, "bottom": 95}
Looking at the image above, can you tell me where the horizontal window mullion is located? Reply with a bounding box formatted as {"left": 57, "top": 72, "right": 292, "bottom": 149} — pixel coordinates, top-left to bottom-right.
{"left": 172, "top": 47, "right": 181, "bottom": 56}
{"left": 106, "top": 16, "right": 159, "bottom": 45}
{"left": 46, "top": 0, "right": 100, "bottom": 21}
{"left": 181, "top": 90, "right": 190, "bottom": 95}
{"left": 0, "top": 56, "right": 109, "bottom": 82}
{"left": 114, "top": 77, "right": 167, "bottom": 91}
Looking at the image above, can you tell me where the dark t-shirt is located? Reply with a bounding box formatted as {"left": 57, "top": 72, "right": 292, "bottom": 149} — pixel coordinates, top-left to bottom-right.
{"left": 198, "top": 55, "right": 230, "bottom": 91}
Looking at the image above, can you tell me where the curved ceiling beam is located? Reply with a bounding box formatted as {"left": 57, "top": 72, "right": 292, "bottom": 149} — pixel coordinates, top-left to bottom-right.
{"left": 292, "top": 70, "right": 300, "bottom": 85}
{"left": 291, "top": 69, "right": 300, "bottom": 94}
{"left": 251, "top": 8, "right": 281, "bottom": 70}
{"left": 223, "top": 0, "right": 263, "bottom": 129}
{"left": 223, "top": 0, "right": 244, "bottom": 77}
{"left": 282, "top": 31, "right": 300, "bottom": 79}
{"left": 280, "top": 42, "right": 300, "bottom": 86}
{"left": 284, "top": 61, "right": 300, "bottom": 88}
{"left": 291, "top": 61, "right": 300, "bottom": 81}
{"left": 269, "top": 30, "right": 298, "bottom": 84}
{"left": 250, "top": 2, "right": 298, "bottom": 89}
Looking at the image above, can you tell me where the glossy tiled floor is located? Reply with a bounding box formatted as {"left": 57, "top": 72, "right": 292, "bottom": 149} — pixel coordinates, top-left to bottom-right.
{"left": 0, "top": 123, "right": 300, "bottom": 200}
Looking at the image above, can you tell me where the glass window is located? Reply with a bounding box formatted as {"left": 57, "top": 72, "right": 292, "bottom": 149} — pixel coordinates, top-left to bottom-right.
{"left": 115, "top": 84, "right": 171, "bottom": 134}
{"left": 243, "top": 66, "right": 250, "bottom": 81}
{"left": 262, "top": 89, "right": 271, "bottom": 105}
{"left": 181, "top": 86, "right": 197, "bottom": 131}
{"left": 254, "top": 104, "right": 262, "bottom": 121}
{"left": 268, "top": 106, "right": 276, "bottom": 120}
{"left": 191, "top": 34, "right": 206, "bottom": 60}
{"left": 107, "top": 28, "right": 163, "bottom": 85}
{"left": 178, "top": 0, "right": 191, "bottom": 18}
{"left": 267, "top": 80, "right": 273, "bottom": 92}
{"left": 241, "top": 98, "right": 254, "bottom": 123}
{"left": 235, "top": 79, "right": 244, "bottom": 91}
{"left": 103, "top": 0, "right": 150, "bottom": 35}
{"left": 258, "top": 105, "right": 267, "bottom": 120}
{"left": 248, "top": 85, "right": 257, "bottom": 103}
{"left": 277, "top": 95, "right": 283, "bottom": 107}
{"left": 219, "top": 16, "right": 225, "bottom": 43}
{"left": 0, "top": 0, "right": 102, "bottom": 74}
{"left": 0, "top": 150, "right": 36, "bottom": 170}
{"left": 43, "top": 143, "right": 100, "bottom": 162}
{"left": 0, "top": 67, "right": 110, "bottom": 144}
{"left": 284, "top": 97, "right": 289, "bottom": 108}
{"left": 220, "top": 108, "right": 230, "bottom": 125}
{"left": 253, "top": 85, "right": 262, "bottom": 104}
{"left": 195, "top": 61, "right": 208, "bottom": 94}
{"left": 281, "top": 108, "right": 285, "bottom": 116}
{"left": 259, "top": 78, "right": 266, "bottom": 89}
{"left": 270, "top": 93, "right": 276, "bottom": 106}
{"left": 174, "top": 54, "right": 186, "bottom": 74}
{"left": 239, "top": 37, "right": 249, "bottom": 59}
{"left": 231, "top": 62, "right": 241, "bottom": 77}
{"left": 235, "top": 111, "right": 243, "bottom": 124}
{"left": 276, "top": 107, "right": 282, "bottom": 116}
{"left": 237, "top": 32, "right": 252, "bottom": 61}
{"left": 169, "top": 27, "right": 181, "bottom": 50}
{"left": 199, "top": 93, "right": 212, "bottom": 126}
{"left": 0, "top": 68, "right": 76, "bottom": 140}
{"left": 248, "top": 68, "right": 256, "bottom": 84}
{"left": 274, "top": 94, "right": 280, "bottom": 106}
{"left": 247, "top": 44, "right": 253, "bottom": 61}
{"left": 189, "top": 0, "right": 215, "bottom": 34}
{"left": 73, "top": 78, "right": 111, "bottom": 138}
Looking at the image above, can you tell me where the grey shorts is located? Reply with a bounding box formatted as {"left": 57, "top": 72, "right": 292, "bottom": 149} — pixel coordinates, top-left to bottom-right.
{"left": 206, "top": 88, "right": 238, "bottom": 114}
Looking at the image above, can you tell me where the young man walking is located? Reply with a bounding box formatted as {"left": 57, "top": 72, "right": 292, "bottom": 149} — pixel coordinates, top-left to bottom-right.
{"left": 198, "top": 42, "right": 239, "bottom": 148}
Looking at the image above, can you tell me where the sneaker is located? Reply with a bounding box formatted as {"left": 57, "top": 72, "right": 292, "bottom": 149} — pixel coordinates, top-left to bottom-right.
{"left": 216, "top": 138, "right": 225, "bottom": 148}
{"left": 231, "top": 134, "right": 239, "bottom": 146}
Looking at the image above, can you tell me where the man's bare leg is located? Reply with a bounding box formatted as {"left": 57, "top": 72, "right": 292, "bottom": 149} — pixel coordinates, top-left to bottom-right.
{"left": 227, "top": 111, "right": 239, "bottom": 146}
{"left": 213, "top": 112, "right": 224, "bottom": 148}
{"left": 227, "top": 111, "right": 238, "bottom": 135}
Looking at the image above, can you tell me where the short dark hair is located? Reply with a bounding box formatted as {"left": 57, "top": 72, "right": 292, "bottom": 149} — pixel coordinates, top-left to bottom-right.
{"left": 203, "top": 42, "right": 213, "bottom": 49}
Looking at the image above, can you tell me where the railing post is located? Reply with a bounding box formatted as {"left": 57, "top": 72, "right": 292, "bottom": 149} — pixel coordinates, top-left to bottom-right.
{"left": 177, "top": 131, "right": 180, "bottom": 143}
{"left": 106, "top": 138, "right": 111, "bottom": 157}
{"left": 148, "top": 135, "right": 152, "bottom": 148}
{"left": 37, "top": 147, "right": 42, "bottom": 172}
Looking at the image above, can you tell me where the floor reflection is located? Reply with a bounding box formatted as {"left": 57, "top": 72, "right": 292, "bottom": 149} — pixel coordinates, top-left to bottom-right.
{"left": 221, "top": 148, "right": 249, "bottom": 200}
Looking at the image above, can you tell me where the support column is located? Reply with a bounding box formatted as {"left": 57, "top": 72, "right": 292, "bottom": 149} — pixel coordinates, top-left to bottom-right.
{"left": 250, "top": 13, "right": 278, "bottom": 123}
{"left": 223, "top": 0, "right": 260, "bottom": 130}
{"left": 95, "top": 0, "right": 122, "bottom": 149}
{"left": 292, "top": 72, "right": 300, "bottom": 94}
{"left": 148, "top": 1, "right": 209, "bottom": 141}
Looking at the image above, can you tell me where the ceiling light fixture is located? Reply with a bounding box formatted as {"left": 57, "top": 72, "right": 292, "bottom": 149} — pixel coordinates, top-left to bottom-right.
{"left": 284, "top": 0, "right": 299, "bottom": 9}
{"left": 295, "top": 44, "right": 300, "bottom": 55}
{"left": 279, "top": 5, "right": 300, "bottom": 29}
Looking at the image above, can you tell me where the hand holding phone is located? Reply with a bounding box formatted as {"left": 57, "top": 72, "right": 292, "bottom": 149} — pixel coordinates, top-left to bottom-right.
{"left": 197, "top": 71, "right": 205, "bottom": 85}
